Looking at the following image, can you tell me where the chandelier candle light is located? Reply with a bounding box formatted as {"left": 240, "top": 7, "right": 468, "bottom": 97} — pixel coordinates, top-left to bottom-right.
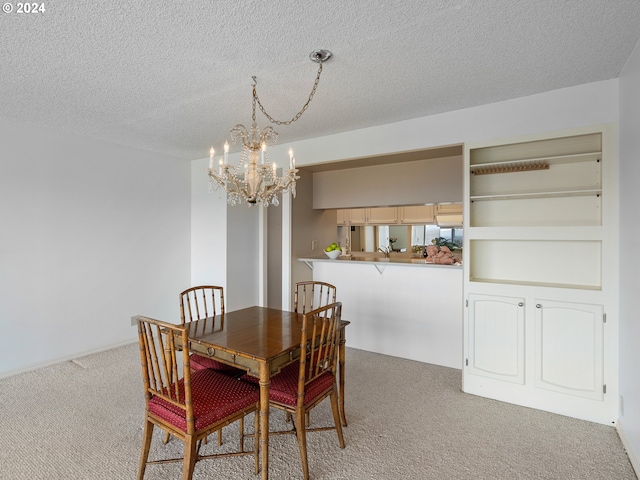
{"left": 208, "top": 49, "right": 332, "bottom": 206}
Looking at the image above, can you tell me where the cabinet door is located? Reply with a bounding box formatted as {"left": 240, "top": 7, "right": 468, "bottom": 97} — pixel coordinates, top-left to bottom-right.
{"left": 337, "top": 209, "right": 349, "bottom": 225}
{"left": 349, "top": 208, "right": 367, "bottom": 225}
{"left": 467, "top": 294, "right": 525, "bottom": 384}
{"left": 367, "top": 207, "right": 397, "bottom": 224}
{"left": 399, "top": 205, "right": 434, "bottom": 224}
{"left": 436, "top": 203, "right": 462, "bottom": 214}
{"left": 534, "top": 300, "right": 604, "bottom": 400}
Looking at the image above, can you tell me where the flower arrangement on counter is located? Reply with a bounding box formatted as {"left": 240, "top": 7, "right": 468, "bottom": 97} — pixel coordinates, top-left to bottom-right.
{"left": 431, "top": 236, "right": 462, "bottom": 250}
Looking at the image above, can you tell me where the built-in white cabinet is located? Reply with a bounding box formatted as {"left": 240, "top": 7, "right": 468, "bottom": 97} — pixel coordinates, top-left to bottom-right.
{"left": 463, "top": 125, "right": 617, "bottom": 425}
{"left": 534, "top": 300, "right": 604, "bottom": 401}
{"left": 468, "top": 294, "right": 604, "bottom": 397}
{"left": 467, "top": 294, "right": 525, "bottom": 385}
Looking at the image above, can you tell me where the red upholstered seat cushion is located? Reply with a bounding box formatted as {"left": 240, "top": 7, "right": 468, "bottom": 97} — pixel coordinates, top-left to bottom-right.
{"left": 148, "top": 369, "right": 259, "bottom": 432}
{"left": 190, "top": 353, "right": 245, "bottom": 376}
{"left": 262, "top": 361, "right": 335, "bottom": 407}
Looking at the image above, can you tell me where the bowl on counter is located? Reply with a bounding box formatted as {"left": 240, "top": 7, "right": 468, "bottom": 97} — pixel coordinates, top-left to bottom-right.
{"left": 324, "top": 249, "right": 342, "bottom": 259}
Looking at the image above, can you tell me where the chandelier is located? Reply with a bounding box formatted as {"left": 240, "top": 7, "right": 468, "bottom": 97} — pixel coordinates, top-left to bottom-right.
{"left": 208, "top": 49, "right": 332, "bottom": 206}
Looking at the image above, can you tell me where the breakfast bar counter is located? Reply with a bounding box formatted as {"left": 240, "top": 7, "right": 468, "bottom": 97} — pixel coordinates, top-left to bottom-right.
{"left": 298, "top": 256, "right": 463, "bottom": 369}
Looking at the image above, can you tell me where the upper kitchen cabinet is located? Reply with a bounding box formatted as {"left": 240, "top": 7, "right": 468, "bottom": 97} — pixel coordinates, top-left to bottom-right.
{"left": 434, "top": 203, "right": 463, "bottom": 227}
{"left": 399, "top": 205, "right": 435, "bottom": 224}
{"left": 337, "top": 208, "right": 366, "bottom": 225}
{"left": 337, "top": 209, "right": 349, "bottom": 225}
{"left": 338, "top": 207, "right": 399, "bottom": 225}
{"left": 337, "top": 205, "right": 448, "bottom": 226}
{"left": 436, "top": 203, "right": 463, "bottom": 215}
{"left": 367, "top": 207, "right": 398, "bottom": 224}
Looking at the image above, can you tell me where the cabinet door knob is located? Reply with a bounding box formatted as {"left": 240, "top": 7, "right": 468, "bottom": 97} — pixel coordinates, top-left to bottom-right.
{"left": 536, "top": 304, "right": 542, "bottom": 308}
{"left": 518, "top": 302, "right": 524, "bottom": 307}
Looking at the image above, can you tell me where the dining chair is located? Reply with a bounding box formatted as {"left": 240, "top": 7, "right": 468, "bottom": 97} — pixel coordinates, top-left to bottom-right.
{"left": 267, "top": 302, "right": 346, "bottom": 480}
{"left": 179, "top": 286, "right": 246, "bottom": 447}
{"left": 179, "top": 286, "right": 244, "bottom": 376}
{"left": 136, "top": 316, "right": 260, "bottom": 480}
{"left": 293, "top": 281, "right": 337, "bottom": 314}
{"left": 292, "top": 281, "right": 337, "bottom": 426}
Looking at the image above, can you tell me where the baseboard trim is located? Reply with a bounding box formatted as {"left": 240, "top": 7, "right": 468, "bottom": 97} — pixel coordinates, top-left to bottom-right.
{"left": 0, "top": 338, "right": 138, "bottom": 380}
{"left": 617, "top": 420, "right": 640, "bottom": 478}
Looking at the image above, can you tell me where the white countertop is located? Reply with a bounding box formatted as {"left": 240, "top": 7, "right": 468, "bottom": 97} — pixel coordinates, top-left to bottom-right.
{"left": 297, "top": 256, "right": 462, "bottom": 268}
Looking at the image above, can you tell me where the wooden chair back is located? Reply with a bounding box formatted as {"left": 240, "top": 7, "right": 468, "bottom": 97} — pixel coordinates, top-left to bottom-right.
{"left": 137, "top": 317, "right": 195, "bottom": 434}
{"left": 294, "top": 281, "right": 337, "bottom": 314}
{"left": 298, "top": 302, "right": 342, "bottom": 408}
{"left": 180, "top": 286, "right": 225, "bottom": 324}
{"left": 136, "top": 316, "right": 260, "bottom": 479}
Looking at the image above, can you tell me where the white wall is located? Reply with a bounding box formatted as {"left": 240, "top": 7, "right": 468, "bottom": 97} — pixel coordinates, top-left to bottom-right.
{"left": 287, "top": 80, "right": 619, "bottom": 167}
{"left": 190, "top": 157, "right": 227, "bottom": 287}
{"left": 618, "top": 37, "right": 640, "bottom": 472}
{"left": 190, "top": 156, "right": 260, "bottom": 311}
{"left": 226, "top": 203, "right": 259, "bottom": 311}
{"left": 0, "top": 119, "right": 191, "bottom": 377}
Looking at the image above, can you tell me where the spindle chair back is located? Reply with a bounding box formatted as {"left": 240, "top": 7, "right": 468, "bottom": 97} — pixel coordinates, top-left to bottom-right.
{"left": 136, "top": 316, "right": 259, "bottom": 480}
{"left": 267, "top": 302, "right": 345, "bottom": 480}
{"left": 294, "top": 281, "right": 337, "bottom": 314}
{"left": 179, "top": 286, "right": 243, "bottom": 374}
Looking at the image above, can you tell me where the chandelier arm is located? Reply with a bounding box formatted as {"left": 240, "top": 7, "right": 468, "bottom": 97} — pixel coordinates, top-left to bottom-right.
{"left": 254, "top": 62, "right": 323, "bottom": 126}
{"left": 229, "top": 124, "right": 250, "bottom": 147}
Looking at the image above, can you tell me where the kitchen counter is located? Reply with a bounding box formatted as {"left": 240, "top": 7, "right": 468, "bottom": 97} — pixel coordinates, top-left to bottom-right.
{"left": 301, "top": 256, "right": 463, "bottom": 369}
{"left": 298, "top": 255, "right": 462, "bottom": 270}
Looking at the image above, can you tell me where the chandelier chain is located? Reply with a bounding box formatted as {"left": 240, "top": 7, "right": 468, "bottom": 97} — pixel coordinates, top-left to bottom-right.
{"left": 208, "top": 50, "right": 330, "bottom": 206}
{"left": 253, "top": 63, "right": 323, "bottom": 126}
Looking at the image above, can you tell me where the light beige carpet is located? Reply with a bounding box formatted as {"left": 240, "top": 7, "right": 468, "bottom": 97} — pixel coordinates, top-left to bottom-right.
{"left": 0, "top": 343, "right": 635, "bottom": 480}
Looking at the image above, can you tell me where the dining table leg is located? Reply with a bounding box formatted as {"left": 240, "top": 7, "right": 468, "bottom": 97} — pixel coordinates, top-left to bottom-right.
{"left": 258, "top": 362, "right": 270, "bottom": 480}
{"left": 338, "top": 327, "right": 347, "bottom": 427}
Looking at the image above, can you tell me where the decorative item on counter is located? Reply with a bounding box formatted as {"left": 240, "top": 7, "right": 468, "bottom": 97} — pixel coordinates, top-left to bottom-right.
{"left": 431, "top": 236, "right": 461, "bottom": 251}
{"left": 435, "top": 246, "right": 461, "bottom": 265}
{"left": 425, "top": 244, "right": 439, "bottom": 263}
{"left": 425, "top": 244, "right": 461, "bottom": 265}
{"left": 342, "top": 236, "right": 351, "bottom": 256}
{"left": 324, "top": 242, "right": 342, "bottom": 259}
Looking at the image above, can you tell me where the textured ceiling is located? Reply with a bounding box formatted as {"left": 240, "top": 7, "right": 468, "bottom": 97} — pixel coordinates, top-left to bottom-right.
{"left": 2, "top": 0, "right": 640, "bottom": 160}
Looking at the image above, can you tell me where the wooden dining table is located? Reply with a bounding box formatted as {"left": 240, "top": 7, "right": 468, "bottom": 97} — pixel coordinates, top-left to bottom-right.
{"left": 183, "top": 306, "right": 349, "bottom": 480}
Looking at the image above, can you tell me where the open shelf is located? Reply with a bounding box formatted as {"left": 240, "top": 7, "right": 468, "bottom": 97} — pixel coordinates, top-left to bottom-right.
{"left": 468, "top": 239, "right": 602, "bottom": 290}
{"left": 469, "top": 138, "right": 602, "bottom": 227}
{"left": 470, "top": 188, "right": 601, "bottom": 202}
{"left": 470, "top": 151, "right": 601, "bottom": 170}
{"left": 469, "top": 277, "right": 602, "bottom": 291}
